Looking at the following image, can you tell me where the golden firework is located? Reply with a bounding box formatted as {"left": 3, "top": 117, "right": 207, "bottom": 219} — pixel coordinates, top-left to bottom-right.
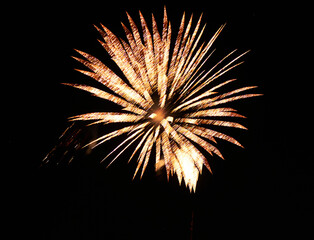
{"left": 65, "top": 8, "right": 261, "bottom": 192}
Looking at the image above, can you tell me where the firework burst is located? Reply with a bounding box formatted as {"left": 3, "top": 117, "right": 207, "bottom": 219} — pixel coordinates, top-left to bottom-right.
{"left": 63, "top": 8, "right": 261, "bottom": 192}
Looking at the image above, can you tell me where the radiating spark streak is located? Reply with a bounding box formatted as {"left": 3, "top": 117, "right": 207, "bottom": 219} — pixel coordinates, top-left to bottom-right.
{"left": 133, "top": 130, "right": 154, "bottom": 178}
{"left": 119, "top": 38, "right": 154, "bottom": 103}
{"left": 138, "top": 130, "right": 155, "bottom": 178}
{"left": 101, "top": 127, "right": 146, "bottom": 165}
{"left": 168, "top": 12, "right": 186, "bottom": 82}
{"left": 59, "top": 8, "right": 261, "bottom": 192}
{"left": 140, "top": 125, "right": 161, "bottom": 178}
{"left": 179, "top": 49, "right": 238, "bottom": 99}
{"left": 174, "top": 125, "right": 223, "bottom": 160}
{"left": 139, "top": 11, "right": 158, "bottom": 89}
{"left": 178, "top": 25, "right": 227, "bottom": 93}
{"left": 102, "top": 26, "right": 155, "bottom": 105}
{"left": 183, "top": 51, "right": 247, "bottom": 102}
{"left": 85, "top": 123, "right": 148, "bottom": 149}
{"left": 155, "top": 134, "right": 162, "bottom": 171}
{"left": 63, "top": 83, "right": 146, "bottom": 115}
{"left": 181, "top": 93, "right": 262, "bottom": 112}
{"left": 175, "top": 118, "right": 247, "bottom": 130}
{"left": 128, "top": 126, "right": 155, "bottom": 164}
{"left": 185, "top": 108, "right": 246, "bottom": 118}
{"left": 175, "top": 78, "right": 237, "bottom": 111}
{"left": 177, "top": 85, "right": 260, "bottom": 112}
{"left": 171, "top": 16, "right": 205, "bottom": 91}
{"left": 160, "top": 131, "right": 174, "bottom": 179}
{"left": 173, "top": 147, "right": 198, "bottom": 192}
{"left": 178, "top": 49, "right": 215, "bottom": 96}
{"left": 183, "top": 124, "right": 243, "bottom": 147}
{"left": 69, "top": 112, "right": 144, "bottom": 124}
{"left": 73, "top": 50, "right": 150, "bottom": 108}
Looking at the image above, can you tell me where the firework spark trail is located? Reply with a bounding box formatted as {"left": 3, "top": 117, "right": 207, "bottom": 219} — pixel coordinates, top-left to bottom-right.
{"left": 63, "top": 7, "right": 261, "bottom": 192}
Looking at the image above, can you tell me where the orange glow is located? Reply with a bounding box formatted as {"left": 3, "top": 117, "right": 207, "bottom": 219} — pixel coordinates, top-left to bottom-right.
{"left": 150, "top": 109, "right": 165, "bottom": 123}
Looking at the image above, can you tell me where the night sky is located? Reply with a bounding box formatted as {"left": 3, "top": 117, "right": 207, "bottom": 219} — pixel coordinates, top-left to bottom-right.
{"left": 8, "top": 1, "right": 313, "bottom": 239}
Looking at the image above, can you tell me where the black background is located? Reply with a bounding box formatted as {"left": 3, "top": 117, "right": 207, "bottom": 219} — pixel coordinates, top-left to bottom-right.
{"left": 7, "top": 1, "right": 313, "bottom": 239}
